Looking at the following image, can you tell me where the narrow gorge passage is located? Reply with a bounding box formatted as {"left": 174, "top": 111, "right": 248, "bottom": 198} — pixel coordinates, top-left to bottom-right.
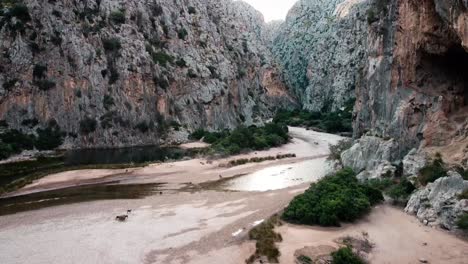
{"left": 1, "top": 0, "right": 468, "bottom": 263}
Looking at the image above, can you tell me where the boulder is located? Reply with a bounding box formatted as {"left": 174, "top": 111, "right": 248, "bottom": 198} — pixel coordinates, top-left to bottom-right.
{"left": 403, "top": 149, "right": 427, "bottom": 177}
{"left": 405, "top": 171, "right": 468, "bottom": 229}
{"left": 341, "top": 136, "right": 399, "bottom": 178}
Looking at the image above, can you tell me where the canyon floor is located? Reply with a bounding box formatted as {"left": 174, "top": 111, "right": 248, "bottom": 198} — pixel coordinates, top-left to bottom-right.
{"left": 0, "top": 128, "right": 467, "bottom": 264}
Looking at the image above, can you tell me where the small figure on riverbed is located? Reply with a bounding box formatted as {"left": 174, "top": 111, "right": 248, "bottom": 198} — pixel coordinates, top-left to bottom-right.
{"left": 115, "top": 215, "right": 128, "bottom": 222}
{"left": 127, "top": 209, "right": 132, "bottom": 214}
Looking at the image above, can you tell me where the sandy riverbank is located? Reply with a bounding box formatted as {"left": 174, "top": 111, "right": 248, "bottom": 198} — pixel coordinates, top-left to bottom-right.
{"left": 1, "top": 127, "right": 467, "bottom": 264}
{"left": 10, "top": 127, "right": 342, "bottom": 197}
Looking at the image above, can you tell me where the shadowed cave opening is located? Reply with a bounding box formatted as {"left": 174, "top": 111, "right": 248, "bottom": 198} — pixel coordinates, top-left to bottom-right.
{"left": 418, "top": 43, "right": 468, "bottom": 110}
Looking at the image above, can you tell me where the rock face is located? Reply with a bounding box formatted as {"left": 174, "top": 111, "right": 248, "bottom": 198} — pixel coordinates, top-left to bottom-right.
{"left": 354, "top": 0, "right": 468, "bottom": 165}
{"left": 341, "top": 135, "right": 399, "bottom": 179}
{"left": 405, "top": 171, "right": 468, "bottom": 230}
{"left": 0, "top": 0, "right": 295, "bottom": 148}
{"left": 271, "top": 0, "right": 370, "bottom": 111}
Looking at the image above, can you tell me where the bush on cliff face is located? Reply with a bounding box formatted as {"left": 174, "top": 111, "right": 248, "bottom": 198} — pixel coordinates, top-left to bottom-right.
{"left": 79, "top": 117, "right": 97, "bottom": 135}
{"left": 457, "top": 213, "right": 468, "bottom": 230}
{"left": 283, "top": 168, "right": 383, "bottom": 226}
{"left": 110, "top": 10, "right": 125, "bottom": 25}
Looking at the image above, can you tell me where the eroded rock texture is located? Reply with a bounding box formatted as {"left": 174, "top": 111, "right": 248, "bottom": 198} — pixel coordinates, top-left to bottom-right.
{"left": 355, "top": 0, "right": 468, "bottom": 166}
{"left": 0, "top": 0, "right": 295, "bottom": 148}
{"left": 405, "top": 171, "right": 468, "bottom": 230}
{"left": 271, "top": 0, "right": 370, "bottom": 111}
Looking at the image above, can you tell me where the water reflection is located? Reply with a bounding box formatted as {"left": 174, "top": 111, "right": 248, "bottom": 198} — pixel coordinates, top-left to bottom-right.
{"left": 221, "top": 158, "right": 328, "bottom": 191}
{"left": 0, "top": 182, "right": 164, "bottom": 216}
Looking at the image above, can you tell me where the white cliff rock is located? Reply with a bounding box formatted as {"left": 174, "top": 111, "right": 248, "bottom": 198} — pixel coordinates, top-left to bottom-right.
{"left": 405, "top": 171, "right": 468, "bottom": 230}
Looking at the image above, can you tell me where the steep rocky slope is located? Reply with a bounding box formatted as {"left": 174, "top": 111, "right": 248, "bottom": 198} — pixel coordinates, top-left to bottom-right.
{"left": 271, "top": 0, "right": 369, "bottom": 111}
{"left": 341, "top": 0, "right": 468, "bottom": 231}
{"left": 0, "top": 0, "right": 294, "bottom": 149}
{"left": 354, "top": 0, "right": 468, "bottom": 165}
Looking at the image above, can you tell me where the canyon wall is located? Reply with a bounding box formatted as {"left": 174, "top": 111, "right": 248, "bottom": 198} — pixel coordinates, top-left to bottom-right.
{"left": 355, "top": 0, "right": 468, "bottom": 166}
{"left": 0, "top": 0, "right": 295, "bottom": 148}
{"left": 271, "top": 0, "right": 369, "bottom": 111}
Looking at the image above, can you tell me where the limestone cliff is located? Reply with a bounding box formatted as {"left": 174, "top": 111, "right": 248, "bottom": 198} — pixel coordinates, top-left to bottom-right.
{"left": 355, "top": 0, "right": 468, "bottom": 166}
{"left": 271, "top": 0, "right": 369, "bottom": 112}
{"left": 0, "top": 0, "right": 295, "bottom": 148}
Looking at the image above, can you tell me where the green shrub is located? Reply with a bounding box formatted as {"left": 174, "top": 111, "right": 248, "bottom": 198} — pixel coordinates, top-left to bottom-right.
{"left": 457, "top": 213, "right": 468, "bottom": 230}
{"left": 3, "top": 78, "right": 18, "bottom": 91}
{"left": 103, "top": 94, "right": 115, "bottom": 110}
{"left": 459, "top": 189, "right": 468, "bottom": 200}
{"left": 178, "top": 28, "right": 188, "bottom": 40}
{"left": 188, "top": 6, "right": 196, "bottom": 14}
{"left": 175, "top": 58, "right": 187, "bottom": 67}
{"left": 33, "top": 64, "right": 47, "bottom": 79}
{"left": 152, "top": 51, "right": 174, "bottom": 66}
{"left": 246, "top": 215, "right": 282, "bottom": 263}
{"left": 273, "top": 107, "right": 353, "bottom": 134}
{"left": 6, "top": 4, "right": 31, "bottom": 23}
{"left": 102, "top": 38, "right": 121, "bottom": 53}
{"left": 331, "top": 247, "right": 365, "bottom": 264}
{"left": 135, "top": 121, "right": 150, "bottom": 133}
{"left": 79, "top": 117, "right": 97, "bottom": 134}
{"left": 282, "top": 168, "right": 383, "bottom": 226}
{"left": 35, "top": 123, "right": 63, "bottom": 150}
{"left": 110, "top": 10, "right": 125, "bottom": 24}
{"left": 190, "top": 129, "right": 207, "bottom": 140}
{"left": 0, "top": 129, "right": 35, "bottom": 152}
{"left": 387, "top": 178, "right": 415, "bottom": 202}
{"left": 191, "top": 124, "right": 289, "bottom": 155}
{"left": 0, "top": 142, "right": 14, "bottom": 160}
{"left": 34, "top": 79, "right": 56, "bottom": 91}
{"left": 328, "top": 139, "right": 352, "bottom": 162}
{"left": 418, "top": 154, "right": 447, "bottom": 185}
{"left": 297, "top": 255, "right": 313, "bottom": 264}
{"left": 21, "top": 118, "right": 38, "bottom": 128}
{"left": 364, "top": 178, "right": 393, "bottom": 191}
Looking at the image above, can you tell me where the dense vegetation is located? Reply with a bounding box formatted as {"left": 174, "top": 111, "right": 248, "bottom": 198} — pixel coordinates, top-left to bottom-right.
{"left": 365, "top": 177, "right": 416, "bottom": 205}
{"left": 457, "top": 213, "right": 468, "bottom": 230}
{"left": 331, "top": 247, "right": 365, "bottom": 264}
{"left": 0, "top": 121, "right": 64, "bottom": 160}
{"left": 283, "top": 168, "right": 383, "bottom": 226}
{"left": 190, "top": 123, "right": 289, "bottom": 155}
{"left": 273, "top": 100, "right": 354, "bottom": 134}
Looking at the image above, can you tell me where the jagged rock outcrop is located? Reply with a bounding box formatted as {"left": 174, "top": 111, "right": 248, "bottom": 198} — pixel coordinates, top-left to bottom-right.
{"left": 403, "top": 148, "right": 427, "bottom": 178}
{"left": 354, "top": 0, "right": 468, "bottom": 165}
{"left": 341, "top": 135, "right": 399, "bottom": 179}
{"left": 271, "top": 0, "right": 370, "bottom": 111}
{"left": 405, "top": 171, "right": 468, "bottom": 230}
{"left": 0, "top": 0, "right": 295, "bottom": 148}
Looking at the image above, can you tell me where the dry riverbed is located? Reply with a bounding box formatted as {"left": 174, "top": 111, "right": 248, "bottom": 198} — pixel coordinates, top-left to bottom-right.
{"left": 0, "top": 127, "right": 467, "bottom": 264}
